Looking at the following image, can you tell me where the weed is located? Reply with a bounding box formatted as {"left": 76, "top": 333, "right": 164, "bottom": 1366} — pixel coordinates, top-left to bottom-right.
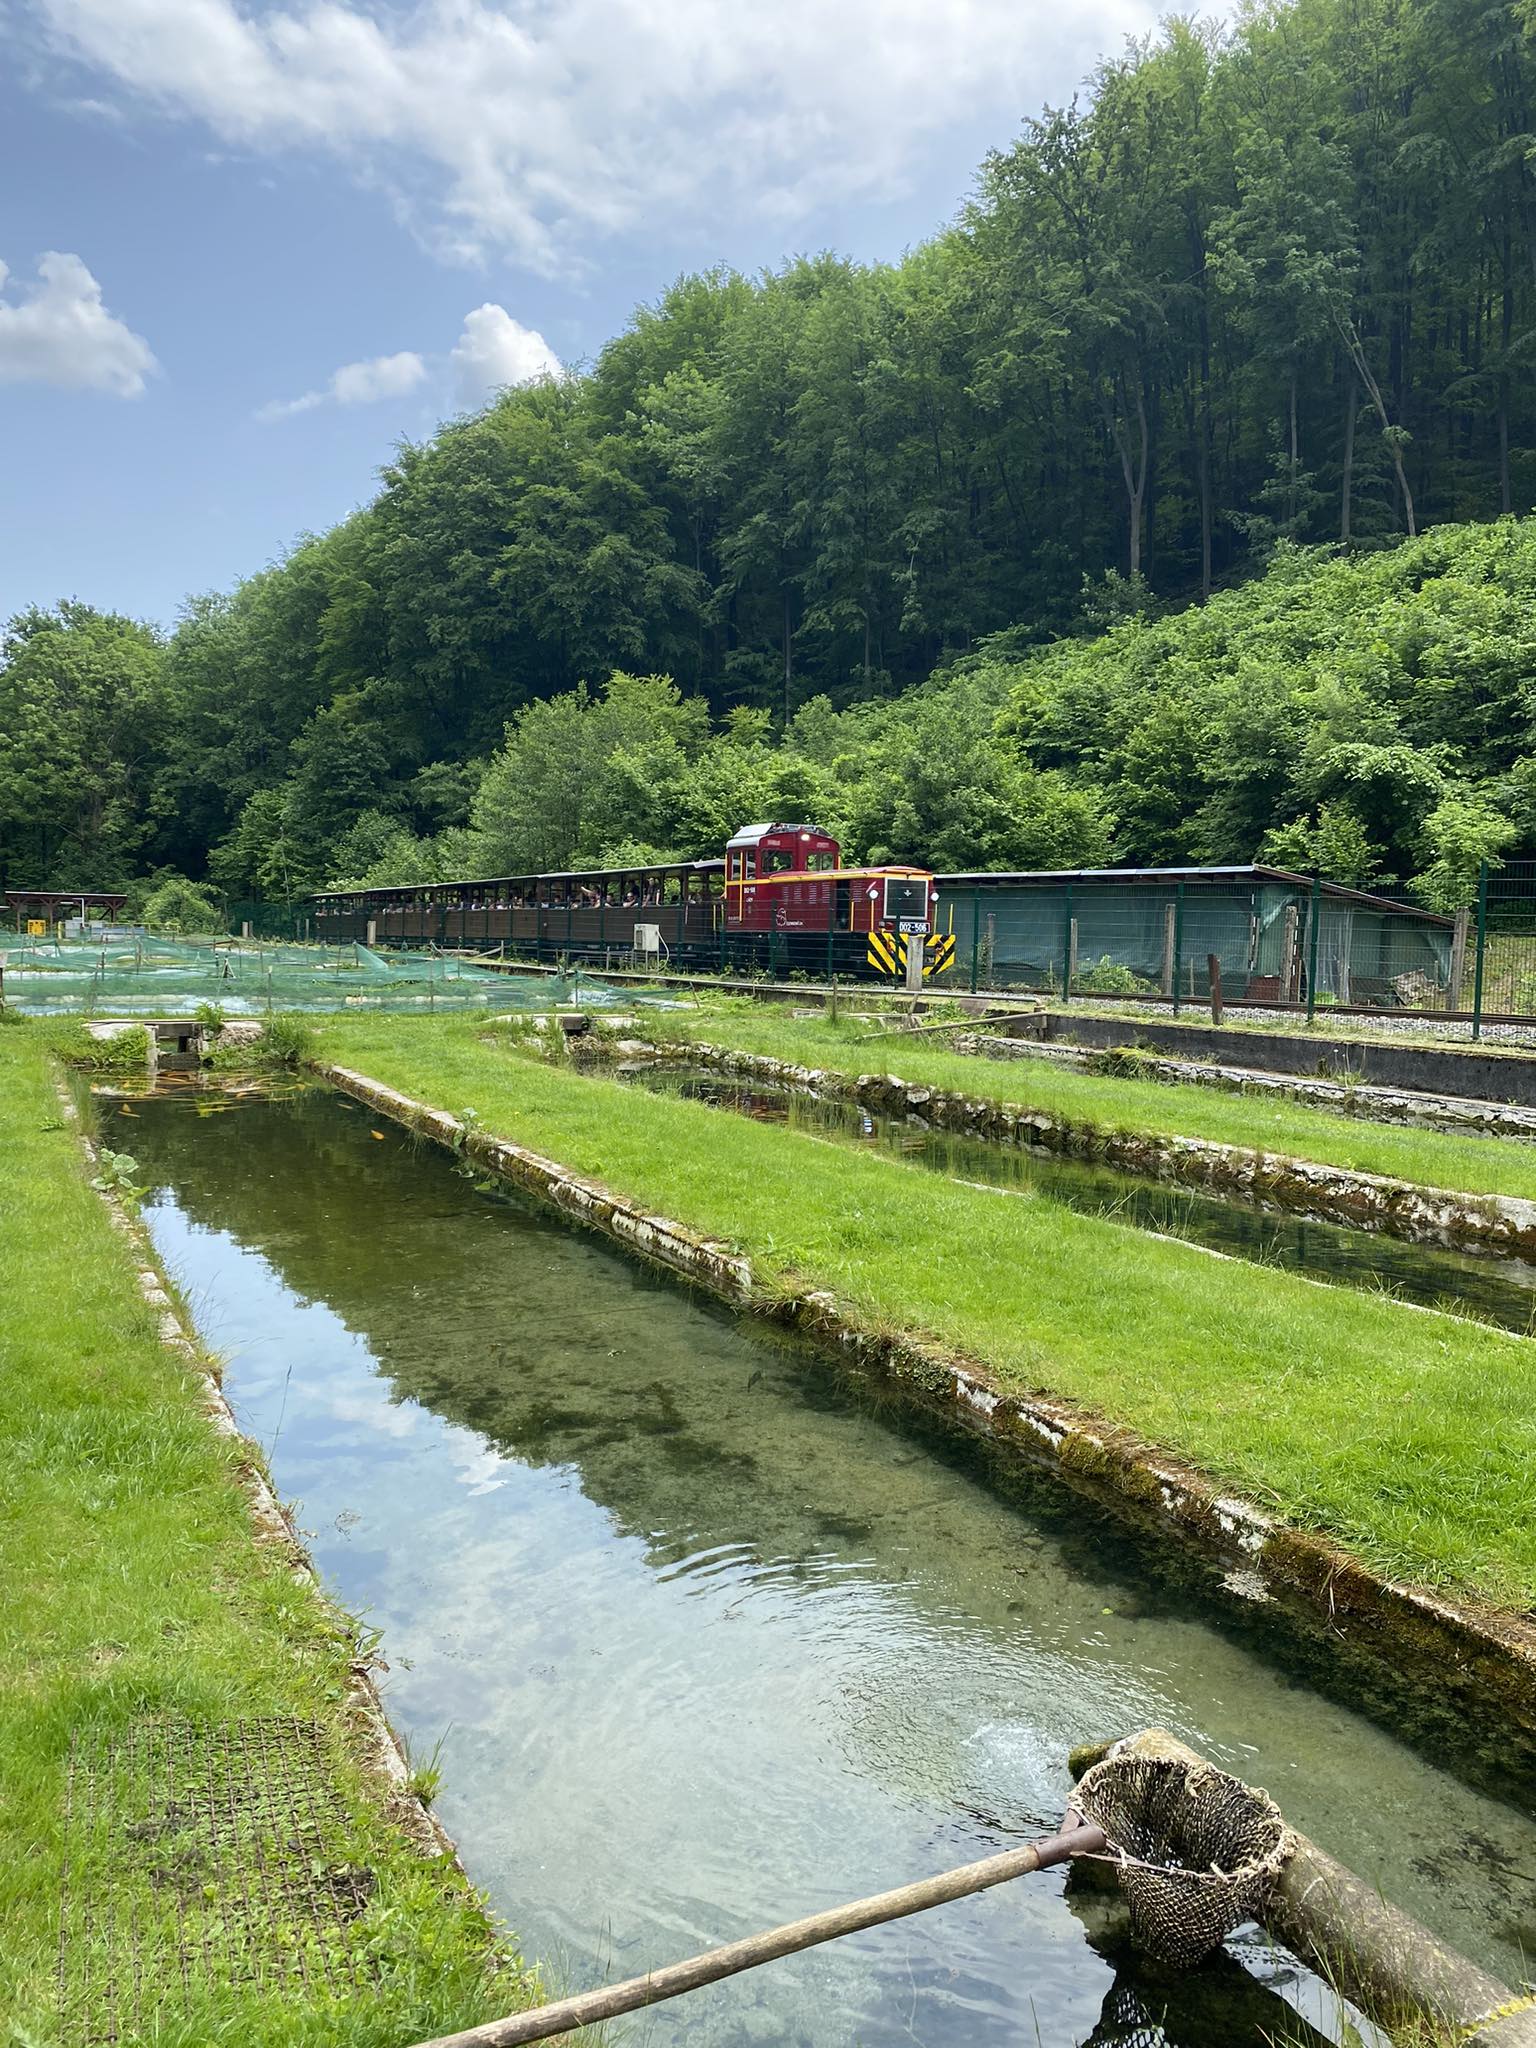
{"left": 46, "top": 1021, "right": 152, "bottom": 1072}
{"left": 91, "top": 1146, "right": 142, "bottom": 1202}
{"left": 1072, "top": 955, "right": 1155, "bottom": 995}
{"left": 256, "top": 1014, "right": 317, "bottom": 1068}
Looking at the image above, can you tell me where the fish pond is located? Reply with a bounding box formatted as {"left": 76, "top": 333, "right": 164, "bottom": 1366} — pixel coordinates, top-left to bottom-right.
{"left": 615, "top": 1062, "right": 1536, "bottom": 1335}
{"left": 110, "top": 1080, "right": 1536, "bottom": 2047}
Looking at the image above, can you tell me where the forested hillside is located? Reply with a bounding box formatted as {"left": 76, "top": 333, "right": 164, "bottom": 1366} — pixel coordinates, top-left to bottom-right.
{"left": 6, "top": 0, "right": 1536, "bottom": 908}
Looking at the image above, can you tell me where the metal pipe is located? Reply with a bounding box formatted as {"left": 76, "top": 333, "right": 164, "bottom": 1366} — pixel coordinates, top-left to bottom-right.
{"left": 405, "top": 1824, "right": 1108, "bottom": 2048}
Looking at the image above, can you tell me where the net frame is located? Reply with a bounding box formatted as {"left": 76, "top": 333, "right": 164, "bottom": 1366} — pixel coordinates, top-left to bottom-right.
{"left": 1074, "top": 1750, "right": 1293, "bottom": 1970}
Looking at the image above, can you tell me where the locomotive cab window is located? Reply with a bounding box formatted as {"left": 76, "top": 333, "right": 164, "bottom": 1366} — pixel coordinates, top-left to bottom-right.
{"left": 760, "top": 849, "right": 796, "bottom": 873}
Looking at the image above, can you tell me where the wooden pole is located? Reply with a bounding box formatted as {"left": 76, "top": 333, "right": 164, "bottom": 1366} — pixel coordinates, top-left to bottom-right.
{"left": 1207, "top": 953, "right": 1224, "bottom": 1025}
{"left": 1279, "top": 903, "right": 1300, "bottom": 1003}
{"left": 406, "top": 1825, "right": 1107, "bottom": 2048}
{"left": 1448, "top": 905, "right": 1469, "bottom": 1012}
{"left": 1160, "top": 903, "right": 1175, "bottom": 996}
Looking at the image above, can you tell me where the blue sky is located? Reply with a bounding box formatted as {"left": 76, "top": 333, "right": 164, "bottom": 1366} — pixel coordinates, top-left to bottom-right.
{"left": 1, "top": 0, "right": 1166, "bottom": 631}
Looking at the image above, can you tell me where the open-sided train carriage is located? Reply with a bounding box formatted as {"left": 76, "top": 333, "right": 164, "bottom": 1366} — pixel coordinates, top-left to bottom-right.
{"left": 311, "top": 823, "right": 954, "bottom": 982}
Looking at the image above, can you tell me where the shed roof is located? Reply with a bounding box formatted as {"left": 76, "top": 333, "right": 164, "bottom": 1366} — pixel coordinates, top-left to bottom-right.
{"left": 6, "top": 889, "right": 128, "bottom": 906}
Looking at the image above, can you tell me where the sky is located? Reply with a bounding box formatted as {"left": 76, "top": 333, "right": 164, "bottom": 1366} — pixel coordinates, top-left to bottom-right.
{"left": 1, "top": 0, "right": 1168, "bottom": 631}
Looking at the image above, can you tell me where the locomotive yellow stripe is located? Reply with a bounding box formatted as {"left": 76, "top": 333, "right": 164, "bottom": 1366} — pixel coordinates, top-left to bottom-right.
{"left": 867, "top": 930, "right": 899, "bottom": 975}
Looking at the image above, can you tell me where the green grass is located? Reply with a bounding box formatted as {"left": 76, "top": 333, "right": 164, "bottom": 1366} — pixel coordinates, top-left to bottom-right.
{"left": 627, "top": 997, "right": 1536, "bottom": 1202}
{"left": 0, "top": 1021, "right": 522, "bottom": 2045}
{"left": 318, "top": 1012, "right": 1536, "bottom": 1613}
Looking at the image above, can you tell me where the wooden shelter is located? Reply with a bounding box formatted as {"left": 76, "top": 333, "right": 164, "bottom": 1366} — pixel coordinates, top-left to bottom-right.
{"left": 6, "top": 890, "right": 128, "bottom": 933}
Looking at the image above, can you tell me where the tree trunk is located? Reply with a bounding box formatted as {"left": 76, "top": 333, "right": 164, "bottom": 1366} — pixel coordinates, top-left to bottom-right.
{"left": 1106, "top": 371, "right": 1150, "bottom": 581}
{"left": 782, "top": 589, "right": 792, "bottom": 724}
{"left": 1337, "top": 315, "right": 1416, "bottom": 538}
{"left": 1341, "top": 370, "right": 1357, "bottom": 543}
{"left": 1289, "top": 369, "right": 1300, "bottom": 527}
{"left": 1501, "top": 259, "right": 1514, "bottom": 515}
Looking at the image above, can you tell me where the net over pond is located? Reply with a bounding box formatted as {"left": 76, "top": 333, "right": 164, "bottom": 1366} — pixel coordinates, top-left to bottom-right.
{"left": 0, "top": 932, "right": 617, "bottom": 1016}
{"left": 113, "top": 1082, "right": 1536, "bottom": 2048}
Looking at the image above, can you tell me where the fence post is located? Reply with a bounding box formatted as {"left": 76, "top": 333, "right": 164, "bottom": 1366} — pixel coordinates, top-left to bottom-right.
{"left": 1448, "top": 906, "right": 1469, "bottom": 1012}
{"left": 1305, "top": 874, "right": 1322, "bottom": 1024}
{"left": 1160, "top": 902, "right": 1176, "bottom": 996}
{"left": 1060, "top": 884, "right": 1074, "bottom": 1002}
{"left": 1280, "top": 903, "right": 1299, "bottom": 1002}
{"left": 1172, "top": 882, "right": 1185, "bottom": 1016}
{"left": 1472, "top": 861, "right": 1489, "bottom": 1042}
{"left": 970, "top": 887, "right": 981, "bottom": 993}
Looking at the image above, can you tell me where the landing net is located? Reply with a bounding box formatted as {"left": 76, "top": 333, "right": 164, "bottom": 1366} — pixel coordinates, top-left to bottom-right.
{"left": 1074, "top": 1751, "right": 1292, "bottom": 1969}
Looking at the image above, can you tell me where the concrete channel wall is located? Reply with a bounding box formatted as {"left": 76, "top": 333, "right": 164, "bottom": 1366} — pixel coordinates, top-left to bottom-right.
{"left": 321, "top": 1059, "right": 1536, "bottom": 1750}
{"left": 1028, "top": 1008, "right": 1536, "bottom": 1105}
{"left": 951, "top": 1031, "right": 1536, "bottom": 1139}
{"left": 653, "top": 1039, "right": 1536, "bottom": 1262}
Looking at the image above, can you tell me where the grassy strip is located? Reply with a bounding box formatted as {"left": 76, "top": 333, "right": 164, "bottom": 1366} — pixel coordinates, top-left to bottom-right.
{"left": 626, "top": 997, "right": 1536, "bottom": 1202}
{"left": 0, "top": 1020, "right": 517, "bottom": 2045}
{"left": 319, "top": 1013, "right": 1536, "bottom": 1611}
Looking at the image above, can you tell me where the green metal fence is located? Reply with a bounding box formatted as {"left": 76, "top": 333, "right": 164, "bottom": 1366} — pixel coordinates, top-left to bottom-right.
{"left": 19, "top": 865, "right": 1536, "bottom": 1033}
{"left": 934, "top": 868, "right": 1471, "bottom": 1025}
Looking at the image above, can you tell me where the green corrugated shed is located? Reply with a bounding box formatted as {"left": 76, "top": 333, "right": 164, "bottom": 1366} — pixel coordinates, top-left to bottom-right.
{"left": 934, "top": 866, "right": 1454, "bottom": 1004}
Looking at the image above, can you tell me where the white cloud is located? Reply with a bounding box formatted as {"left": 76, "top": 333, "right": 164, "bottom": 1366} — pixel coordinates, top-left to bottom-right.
{"left": 260, "top": 315, "right": 557, "bottom": 422}
{"left": 332, "top": 350, "right": 428, "bottom": 403}
{"left": 0, "top": 250, "right": 156, "bottom": 396}
{"left": 450, "top": 305, "right": 560, "bottom": 406}
{"left": 33, "top": 0, "right": 1163, "bottom": 272}
{"left": 259, "top": 347, "right": 426, "bottom": 422}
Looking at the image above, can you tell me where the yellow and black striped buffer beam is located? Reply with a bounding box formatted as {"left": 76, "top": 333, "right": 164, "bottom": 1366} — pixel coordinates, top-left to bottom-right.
{"left": 865, "top": 931, "right": 957, "bottom": 977}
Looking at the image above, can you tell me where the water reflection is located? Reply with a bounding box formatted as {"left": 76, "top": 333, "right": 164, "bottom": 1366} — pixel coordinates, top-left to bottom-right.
{"left": 116, "top": 1084, "right": 1536, "bottom": 2045}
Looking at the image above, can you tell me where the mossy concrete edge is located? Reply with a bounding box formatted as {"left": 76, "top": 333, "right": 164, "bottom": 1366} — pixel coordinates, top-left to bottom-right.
{"left": 954, "top": 1030, "right": 1536, "bottom": 1140}
{"left": 321, "top": 1059, "right": 1536, "bottom": 1747}
{"left": 648, "top": 1038, "right": 1536, "bottom": 1261}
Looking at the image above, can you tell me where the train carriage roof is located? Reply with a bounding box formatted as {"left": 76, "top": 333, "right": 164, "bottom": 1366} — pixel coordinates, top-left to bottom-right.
{"left": 311, "top": 858, "right": 724, "bottom": 901}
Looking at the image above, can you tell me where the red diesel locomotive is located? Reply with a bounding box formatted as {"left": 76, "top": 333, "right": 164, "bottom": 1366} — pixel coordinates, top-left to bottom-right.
{"left": 311, "top": 822, "right": 952, "bottom": 980}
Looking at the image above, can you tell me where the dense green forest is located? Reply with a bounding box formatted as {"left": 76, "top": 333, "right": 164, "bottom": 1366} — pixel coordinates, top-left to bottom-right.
{"left": 7, "top": 0, "right": 1536, "bottom": 911}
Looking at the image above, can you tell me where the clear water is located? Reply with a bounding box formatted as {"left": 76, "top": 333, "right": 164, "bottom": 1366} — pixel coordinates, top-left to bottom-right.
{"left": 616, "top": 1065, "right": 1536, "bottom": 1336}
{"left": 114, "top": 1082, "right": 1536, "bottom": 2047}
